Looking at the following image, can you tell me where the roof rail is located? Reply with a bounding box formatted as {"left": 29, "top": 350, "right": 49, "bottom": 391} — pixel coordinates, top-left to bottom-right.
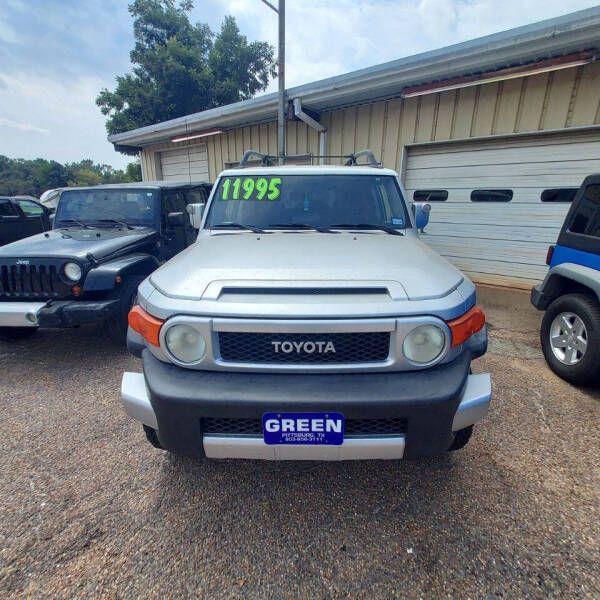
{"left": 236, "top": 149, "right": 382, "bottom": 168}
{"left": 238, "top": 150, "right": 276, "bottom": 167}
{"left": 344, "top": 150, "right": 382, "bottom": 167}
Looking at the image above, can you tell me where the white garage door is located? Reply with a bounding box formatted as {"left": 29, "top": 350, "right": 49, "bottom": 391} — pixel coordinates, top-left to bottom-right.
{"left": 160, "top": 144, "right": 209, "bottom": 182}
{"left": 404, "top": 131, "right": 600, "bottom": 288}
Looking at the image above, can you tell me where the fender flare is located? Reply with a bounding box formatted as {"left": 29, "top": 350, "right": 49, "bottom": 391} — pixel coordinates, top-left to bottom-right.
{"left": 83, "top": 254, "right": 160, "bottom": 292}
{"left": 533, "top": 263, "right": 600, "bottom": 309}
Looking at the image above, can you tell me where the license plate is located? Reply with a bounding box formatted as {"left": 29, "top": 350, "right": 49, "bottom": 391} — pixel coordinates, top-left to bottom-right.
{"left": 263, "top": 412, "right": 344, "bottom": 445}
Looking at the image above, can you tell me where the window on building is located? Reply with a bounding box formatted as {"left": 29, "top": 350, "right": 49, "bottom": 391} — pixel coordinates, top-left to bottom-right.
{"left": 470, "top": 189, "right": 513, "bottom": 202}
{"left": 569, "top": 184, "right": 600, "bottom": 238}
{"left": 413, "top": 190, "right": 448, "bottom": 202}
{"left": 541, "top": 188, "right": 578, "bottom": 203}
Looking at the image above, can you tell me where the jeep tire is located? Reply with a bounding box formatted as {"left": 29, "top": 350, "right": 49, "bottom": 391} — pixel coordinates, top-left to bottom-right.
{"left": 541, "top": 293, "right": 600, "bottom": 386}
{"left": 448, "top": 425, "right": 473, "bottom": 452}
{"left": 107, "top": 276, "right": 144, "bottom": 344}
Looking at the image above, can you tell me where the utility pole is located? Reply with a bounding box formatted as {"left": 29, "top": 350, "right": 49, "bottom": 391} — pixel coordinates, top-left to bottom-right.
{"left": 277, "top": 0, "right": 285, "bottom": 165}
{"left": 259, "top": 0, "right": 285, "bottom": 164}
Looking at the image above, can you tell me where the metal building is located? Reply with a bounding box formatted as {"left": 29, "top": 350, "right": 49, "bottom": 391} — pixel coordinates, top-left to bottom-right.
{"left": 108, "top": 7, "right": 600, "bottom": 288}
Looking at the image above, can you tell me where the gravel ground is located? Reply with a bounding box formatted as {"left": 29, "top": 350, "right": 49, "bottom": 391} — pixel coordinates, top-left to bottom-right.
{"left": 1, "top": 285, "right": 598, "bottom": 599}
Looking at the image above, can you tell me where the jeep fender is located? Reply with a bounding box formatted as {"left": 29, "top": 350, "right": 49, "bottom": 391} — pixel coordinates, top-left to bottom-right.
{"left": 83, "top": 254, "right": 160, "bottom": 292}
{"left": 532, "top": 263, "right": 600, "bottom": 310}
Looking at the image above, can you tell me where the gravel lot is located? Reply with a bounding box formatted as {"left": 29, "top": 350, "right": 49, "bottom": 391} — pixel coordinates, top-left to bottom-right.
{"left": 1, "top": 285, "right": 598, "bottom": 599}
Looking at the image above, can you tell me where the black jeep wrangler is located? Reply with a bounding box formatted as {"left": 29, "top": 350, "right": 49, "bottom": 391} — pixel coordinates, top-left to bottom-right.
{"left": 0, "top": 181, "right": 211, "bottom": 342}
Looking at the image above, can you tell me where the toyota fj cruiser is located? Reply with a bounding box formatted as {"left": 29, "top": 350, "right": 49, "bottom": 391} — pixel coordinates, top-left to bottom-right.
{"left": 531, "top": 173, "right": 600, "bottom": 385}
{"left": 0, "top": 181, "right": 211, "bottom": 342}
{"left": 122, "top": 151, "right": 491, "bottom": 460}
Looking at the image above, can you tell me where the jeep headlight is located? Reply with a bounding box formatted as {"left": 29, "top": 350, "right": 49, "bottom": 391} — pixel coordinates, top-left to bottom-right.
{"left": 403, "top": 324, "right": 445, "bottom": 364}
{"left": 165, "top": 324, "right": 206, "bottom": 363}
{"left": 63, "top": 262, "right": 82, "bottom": 282}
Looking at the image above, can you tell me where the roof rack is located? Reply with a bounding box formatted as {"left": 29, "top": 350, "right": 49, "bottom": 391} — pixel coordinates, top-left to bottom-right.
{"left": 236, "top": 149, "right": 382, "bottom": 168}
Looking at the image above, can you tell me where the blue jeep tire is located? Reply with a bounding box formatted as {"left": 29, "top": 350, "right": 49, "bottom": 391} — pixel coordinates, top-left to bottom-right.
{"left": 541, "top": 293, "right": 600, "bottom": 386}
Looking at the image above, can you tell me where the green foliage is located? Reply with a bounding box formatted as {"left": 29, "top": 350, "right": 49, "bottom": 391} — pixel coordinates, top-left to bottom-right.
{"left": 0, "top": 155, "right": 142, "bottom": 197}
{"left": 96, "top": 1, "right": 275, "bottom": 152}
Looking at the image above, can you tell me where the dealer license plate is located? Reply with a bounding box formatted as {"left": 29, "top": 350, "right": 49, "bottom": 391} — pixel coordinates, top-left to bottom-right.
{"left": 263, "top": 412, "right": 344, "bottom": 445}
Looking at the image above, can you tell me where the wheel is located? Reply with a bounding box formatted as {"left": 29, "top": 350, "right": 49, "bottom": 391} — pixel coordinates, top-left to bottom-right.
{"left": 448, "top": 425, "right": 473, "bottom": 452}
{"left": 540, "top": 293, "right": 600, "bottom": 386}
{"left": 0, "top": 327, "right": 38, "bottom": 342}
{"left": 107, "top": 276, "right": 144, "bottom": 344}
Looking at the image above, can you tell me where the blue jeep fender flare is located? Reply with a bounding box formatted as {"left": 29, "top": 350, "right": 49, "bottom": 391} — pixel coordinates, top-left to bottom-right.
{"left": 83, "top": 254, "right": 160, "bottom": 292}
{"left": 531, "top": 263, "right": 600, "bottom": 310}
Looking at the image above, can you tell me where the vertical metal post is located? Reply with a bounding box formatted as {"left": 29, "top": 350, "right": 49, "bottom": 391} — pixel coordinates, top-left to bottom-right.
{"left": 277, "top": 0, "right": 285, "bottom": 165}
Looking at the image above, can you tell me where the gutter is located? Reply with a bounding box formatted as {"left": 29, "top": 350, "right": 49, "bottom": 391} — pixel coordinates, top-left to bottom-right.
{"left": 292, "top": 98, "right": 327, "bottom": 165}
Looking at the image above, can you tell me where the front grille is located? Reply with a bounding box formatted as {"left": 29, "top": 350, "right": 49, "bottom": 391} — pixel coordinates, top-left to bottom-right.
{"left": 0, "top": 263, "right": 72, "bottom": 299}
{"left": 202, "top": 417, "right": 407, "bottom": 437}
{"left": 218, "top": 331, "right": 390, "bottom": 364}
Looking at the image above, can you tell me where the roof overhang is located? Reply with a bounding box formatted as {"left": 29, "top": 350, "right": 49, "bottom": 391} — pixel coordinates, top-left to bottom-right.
{"left": 108, "top": 6, "right": 600, "bottom": 149}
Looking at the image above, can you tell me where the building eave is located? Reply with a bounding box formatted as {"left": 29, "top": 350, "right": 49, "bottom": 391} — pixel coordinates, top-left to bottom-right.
{"left": 108, "top": 6, "right": 600, "bottom": 148}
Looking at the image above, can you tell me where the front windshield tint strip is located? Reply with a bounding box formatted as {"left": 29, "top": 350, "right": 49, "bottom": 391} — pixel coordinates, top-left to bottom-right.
{"left": 206, "top": 175, "right": 410, "bottom": 230}
{"left": 55, "top": 189, "right": 159, "bottom": 227}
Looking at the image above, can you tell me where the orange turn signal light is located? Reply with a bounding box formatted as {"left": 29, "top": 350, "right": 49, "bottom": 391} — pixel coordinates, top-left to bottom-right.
{"left": 128, "top": 305, "right": 164, "bottom": 347}
{"left": 446, "top": 306, "right": 486, "bottom": 348}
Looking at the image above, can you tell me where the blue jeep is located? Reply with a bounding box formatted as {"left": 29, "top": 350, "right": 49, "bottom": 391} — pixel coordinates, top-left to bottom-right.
{"left": 531, "top": 174, "right": 600, "bottom": 385}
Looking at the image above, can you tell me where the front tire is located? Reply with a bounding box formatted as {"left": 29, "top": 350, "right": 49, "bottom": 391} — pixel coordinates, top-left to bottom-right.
{"left": 540, "top": 293, "right": 600, "bottom": 386}
{"left": 107, "top": 276, "right": 144, "bottom": 344}
{"left": 0, "top": 327, "right": 38, "bottom": 342}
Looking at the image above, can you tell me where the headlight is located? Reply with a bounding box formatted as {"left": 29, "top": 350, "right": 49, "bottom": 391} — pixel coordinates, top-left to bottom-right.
{"left": 63, "top": 262, "right": 82, "bottom": 282}
{"left": 403, "top": 324, "right": 445, "bottom": 364}
{"left": 165, "top": 324, "right": 206, "bottom": 363}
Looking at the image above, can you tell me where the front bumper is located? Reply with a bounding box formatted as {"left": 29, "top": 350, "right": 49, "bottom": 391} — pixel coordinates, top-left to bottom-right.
{"left": 0, "top": 299, "right": 119, "bottom": 328}
{"left": 121, "top": 350, "right": 491, "bottom": 460}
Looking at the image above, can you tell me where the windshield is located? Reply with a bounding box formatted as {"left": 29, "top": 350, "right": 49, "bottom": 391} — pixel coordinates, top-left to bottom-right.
{"left": 205, "top": 174, "right": 410, "bottom": 230}
{"left": 55, "top": 189, "right": 158, "bottom": 227}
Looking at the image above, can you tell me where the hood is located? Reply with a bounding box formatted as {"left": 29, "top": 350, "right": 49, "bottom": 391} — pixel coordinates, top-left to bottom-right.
{"left": 0, "top": 227, "right": 157, "bottom": 261}
{"left": 150, "top": 231, "right": 463, "bottom": 301}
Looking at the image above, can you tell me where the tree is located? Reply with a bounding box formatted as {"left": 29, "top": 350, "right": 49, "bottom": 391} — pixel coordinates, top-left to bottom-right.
{"left": 96, "top": 1, "right": 275, "bottom": 153}
{"left": 0, "top": 156, "right": 142, "bottom": 196}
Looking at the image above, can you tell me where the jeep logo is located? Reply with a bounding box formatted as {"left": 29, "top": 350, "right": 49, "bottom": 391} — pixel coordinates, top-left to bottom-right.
{"left": 271, "top": 340, "right": 336, "bottom": 354}
{"left": 16, "top": 260, "right": 30, "bottom": 265}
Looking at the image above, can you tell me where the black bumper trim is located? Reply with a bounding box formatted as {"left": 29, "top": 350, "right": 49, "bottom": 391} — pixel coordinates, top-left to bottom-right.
{"left": 141, "top": 349, "right": 473, "bottom": 459}
{"left": 37, "top": 299, "right": 119, "bottom": 328}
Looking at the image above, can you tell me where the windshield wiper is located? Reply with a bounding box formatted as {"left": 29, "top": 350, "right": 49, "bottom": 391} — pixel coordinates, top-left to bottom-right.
{"left": 329, "top": 223, "right": 404, "bottom": 236}
{"left": 267, "top": 223, "right": 337, "bottom": 233}
{"left": 58, "top": 219, "right": 93, "bottom": 229}
{"left": 212, "top": 222, "right": 264, "bottom": 233}
{"left": 94, "top": 218, "right": 134, "bottom": 230}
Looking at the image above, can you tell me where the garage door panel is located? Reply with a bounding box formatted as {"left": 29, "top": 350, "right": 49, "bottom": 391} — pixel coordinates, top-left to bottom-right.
{"left": 449, "top": 257, "right": 549, "bottom": 281}
{"left": 405, "top": 172, "right": 594, "bottom": 190}
{"left": 424, "top": 203, "right": 571, "bottom": 226}
{"left": 425, "top": 223, "right": 559, "bottom": 243}
{"left": 425, "top": 236, "right": 549, "bottom": 266}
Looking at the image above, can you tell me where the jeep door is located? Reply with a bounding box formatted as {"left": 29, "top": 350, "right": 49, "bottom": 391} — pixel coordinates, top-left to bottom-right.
{"left": 0, "top": 199, "right": 23, "bottom": 246}
{"left": 161, "top": 189, "right": 195, "bottom": 260}
{"left": 15, "top": 199, "right": 51, "bottom": 237}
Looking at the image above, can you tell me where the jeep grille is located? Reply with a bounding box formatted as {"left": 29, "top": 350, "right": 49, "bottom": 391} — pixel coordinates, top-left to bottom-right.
{"left": 0, "top": 263, "right": 72, "bottom": 299}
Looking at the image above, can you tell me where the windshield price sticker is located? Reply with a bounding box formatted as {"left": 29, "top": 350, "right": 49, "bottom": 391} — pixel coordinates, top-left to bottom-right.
{"left": 220, "top": 176, "right": 281, "bottom": 201}
{"left": 263, "top": 412, "right": 344, "bottom": 445}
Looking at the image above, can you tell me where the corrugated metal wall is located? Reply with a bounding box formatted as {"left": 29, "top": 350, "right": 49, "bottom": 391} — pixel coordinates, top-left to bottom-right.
{"left": 140, "top": 61, "right": 600, "bottom": 180}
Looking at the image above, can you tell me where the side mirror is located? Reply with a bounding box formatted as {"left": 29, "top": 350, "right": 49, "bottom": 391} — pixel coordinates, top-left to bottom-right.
{"left": 167, "top": 211, "right": 185, "bottom": 227}
{"left": 412, "top": 203, "right": 431, "bottom": 231}
{"left": 186, "top": 203, "right": 205, "bottom": 229}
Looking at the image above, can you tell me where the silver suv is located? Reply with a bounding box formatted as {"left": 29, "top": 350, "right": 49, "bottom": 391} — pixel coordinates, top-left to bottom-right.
{"left": 121, "top": 153, "right": 491, "bottom": 461}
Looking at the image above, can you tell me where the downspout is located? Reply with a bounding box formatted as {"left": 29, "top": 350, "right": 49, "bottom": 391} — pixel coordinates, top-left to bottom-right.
{"left": 293, "top": 98, "right": 327, "bottom": 165}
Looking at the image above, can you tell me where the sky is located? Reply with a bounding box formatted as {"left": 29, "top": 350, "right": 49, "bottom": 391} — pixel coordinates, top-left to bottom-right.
{"left": 0, "top": 0, "right": 598, "bottom": 170}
